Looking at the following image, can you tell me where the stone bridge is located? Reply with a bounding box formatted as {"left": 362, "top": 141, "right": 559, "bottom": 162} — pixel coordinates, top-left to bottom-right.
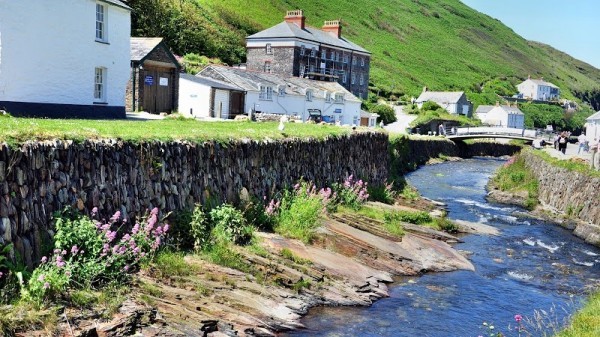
{"left": 445, "top": 127, "right": 540, "bottom": 142}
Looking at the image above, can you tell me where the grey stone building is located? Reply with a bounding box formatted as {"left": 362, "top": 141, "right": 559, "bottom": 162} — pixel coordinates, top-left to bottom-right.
{"left": 246, "top": 10, "right": 371, "bottom": 100}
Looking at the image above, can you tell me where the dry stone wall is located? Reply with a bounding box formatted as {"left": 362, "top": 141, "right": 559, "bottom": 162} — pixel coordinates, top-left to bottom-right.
{"left": 0, "top": 133, "right": 388, "bottom": 267}
{"left": 522, "top": 151, "right": 600, "bottom": 245}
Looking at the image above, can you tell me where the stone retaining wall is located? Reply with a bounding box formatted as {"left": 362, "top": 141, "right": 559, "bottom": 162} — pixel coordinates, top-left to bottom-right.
{"left": 0, "top": 133, "right": 388, "bottom": 266}
{"left": 522, "top": 151, "right": 600, "bottom": 245}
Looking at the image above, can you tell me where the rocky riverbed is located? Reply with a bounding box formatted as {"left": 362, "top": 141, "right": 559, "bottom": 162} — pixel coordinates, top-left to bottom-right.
{"left": 26, "top": 199, "right": 492, "bottom": 337}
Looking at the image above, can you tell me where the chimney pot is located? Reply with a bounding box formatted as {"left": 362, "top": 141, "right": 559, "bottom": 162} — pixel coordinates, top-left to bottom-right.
{"left": 495, "top": 101, "right": 499, "bottom": 106}
{"left": 322, "top": 19, "right": 342, "bottom": 38}
{"left": 284, "top": 10, "right": 305, "bottom": 29}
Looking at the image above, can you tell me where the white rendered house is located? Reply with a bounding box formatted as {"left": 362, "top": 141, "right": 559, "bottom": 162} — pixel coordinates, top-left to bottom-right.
{"left": 198, "top": 65, "right": 363, "bottom": 126}
{"left": 585, "top": 111, "right": 600, "bottom": 142}
{"left": 0, "top": 0, "right": 131, "bottom": 118}
{"left": 477, "top": 103, "right": 525, "bottom": 129}
{"left": 517, "top": 76, "right": 560, "bottom": 101}
{"left": 415, "top": 89, "right": 472, "bottom": 116}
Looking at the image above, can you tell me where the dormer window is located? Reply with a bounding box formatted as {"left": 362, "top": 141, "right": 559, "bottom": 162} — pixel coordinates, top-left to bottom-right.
{"left": 306, "top": 90, "right": 313, "bottom": 101}
{"left": 325, "top": 92, "right": 332, "bottom": 102}
{"left": 266, "top": 43, "right": 272, "bottom": 54}
{"left": 334, "top": 93, "right": 344, "bottom": 103}
{"left": 95, "top": 3, "right": 107, "bottom": 42}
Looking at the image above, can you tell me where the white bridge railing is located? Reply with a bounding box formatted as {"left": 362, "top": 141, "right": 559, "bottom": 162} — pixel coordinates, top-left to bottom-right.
{"left": 449, "top": 127, "right": 539, "bottom": 139}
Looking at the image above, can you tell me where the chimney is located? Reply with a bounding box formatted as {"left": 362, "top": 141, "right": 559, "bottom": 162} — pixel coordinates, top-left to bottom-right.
{"left": 284, "top": 10, "right": 305, "bottom": 29}
{"left": 495, "top": 101, "right": 500, "bottom": 106}
{"left": 528, "top": 74, "right": 531, "bottom": 79}
{"left": 322, "top": 20, "right": 342, "bottom": 38}
{"left": 423, "top": 86, "right": 428, "bottom": 92}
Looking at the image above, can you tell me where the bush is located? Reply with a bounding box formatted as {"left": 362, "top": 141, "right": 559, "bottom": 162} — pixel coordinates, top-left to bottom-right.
{"left": 386, "top": 210, "right": 432, "bottom": 225}
{"left": 332, "top": 175, "right": 369, "bottom": 210}
{"left": 23, "top": 207, "right": 169, "bottom": 305}
{"left": 371, "top": 104, "right": 397, "bottom": 125}
{"left": 242, "top": 198, "right": 276, "bottom": 231}
{"left": 209, "top": 204, "right": 254, "bottom": 245}
{"left": 368, "top": 183, "right": 397, "bottom": 204}
{"left": 190, "top": 205, "right": 211, "bottom": 250}
{"left": 421, "top": 101, "right": 442, "bottom": 111}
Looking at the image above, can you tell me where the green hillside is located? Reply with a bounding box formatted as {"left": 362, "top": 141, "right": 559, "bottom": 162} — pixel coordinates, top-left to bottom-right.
{"left": 128, "top": 0, "right": 600, "bottom": 106}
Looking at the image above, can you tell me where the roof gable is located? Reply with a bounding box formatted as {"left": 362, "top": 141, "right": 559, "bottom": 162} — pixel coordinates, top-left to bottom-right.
{"left": 416, "top": 91, "right": 466, "bottom": 104}
{"left": 130, "top": 37, "right": 180, "bottom": 68}
{"left": 586, "top": 111, "right": 600, "bottom": 121}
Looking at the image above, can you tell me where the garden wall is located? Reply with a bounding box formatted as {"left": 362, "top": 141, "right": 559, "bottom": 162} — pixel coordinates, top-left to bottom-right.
{"left": 521, "top": 151, "right": 600, "bottom": 246}
{"left": 0, "top": 133, "right": 388, "bottom": 267}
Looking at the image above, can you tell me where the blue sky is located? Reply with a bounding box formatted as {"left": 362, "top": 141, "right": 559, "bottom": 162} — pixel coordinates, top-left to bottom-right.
{"left": 460, "top": 0, "right": 600, "bottom": 69}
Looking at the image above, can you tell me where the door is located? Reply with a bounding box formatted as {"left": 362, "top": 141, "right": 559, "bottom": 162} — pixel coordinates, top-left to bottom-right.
{"left": 142, "top": 68, "right": 174, "bottom": 114}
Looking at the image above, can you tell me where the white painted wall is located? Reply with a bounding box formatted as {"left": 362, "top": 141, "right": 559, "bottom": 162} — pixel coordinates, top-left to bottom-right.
{"left": 179, "top": 77, "right": 211, "bottom": 118}
{"left": 214, "top": 89, "right": 230, "bottom": 119}
{"left": 0, "top": 0, "right": 130, "bottom": 107}
{"left": 481, "top": 106, "right": 524, "bottom": 129}
{"left": 245, "top": 91, "right": 360, "bottom": 125}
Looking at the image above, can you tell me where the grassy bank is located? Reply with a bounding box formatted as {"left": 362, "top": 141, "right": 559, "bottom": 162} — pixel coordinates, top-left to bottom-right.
{"left": 555, "top": 291, "right": 600, "bottom": 337}
{"left": 489, "top": 152, "right": 539, "bottom": 210}
{"left": 0, "top": 116, "right": 357, "bottom": 145}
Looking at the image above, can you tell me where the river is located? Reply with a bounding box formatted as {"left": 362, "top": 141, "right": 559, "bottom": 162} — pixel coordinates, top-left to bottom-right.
{"left": 285, "top": 158, "right": 600, "bottom": 337}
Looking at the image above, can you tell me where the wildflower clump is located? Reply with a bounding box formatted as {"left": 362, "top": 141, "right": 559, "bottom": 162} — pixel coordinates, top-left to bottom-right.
{"left": 332, "top": 175, "right": 369, "bottom": 210}
{"left": 24, "top": 207, "right": 168, "bottom": 305}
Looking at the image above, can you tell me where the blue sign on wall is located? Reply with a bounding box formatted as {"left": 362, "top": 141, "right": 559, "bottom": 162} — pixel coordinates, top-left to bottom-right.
{"left": 334, "top": 108, "right": 342, "bottom": 114}
{"left": 144, "top": 75, "right": 154, "bottom": 85}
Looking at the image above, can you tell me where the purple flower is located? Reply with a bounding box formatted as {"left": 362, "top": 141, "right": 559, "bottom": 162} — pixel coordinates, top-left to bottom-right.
{"left": 163, "top": 223, "right": 170, "bottom": 233}
{"left": 0, "top": 271, "right": 3, "bottom": 279}
{"left": 110, "top": 211, "right": 121, "bottom": 222}
{"left": 123, "top": 265, "right": 130, "bottom": 272}
{"left": 132, "top": 223, "right": 140, "bottom": 235}
{"left": 43, "top": 282, "right": 50, "bottom": 289}
{"left": 91, "top": 207, "right": 98, "bottom": 215}
{"left": 38, "top": 274, "right": 45, "bottom": 282}
{"left": 41, "top": 256, "right": 48, "bottom": 264}
{"left": 146, "top": 215, "right": 157, "bottom": 232}
{"left": 515, "top": 314, "right": 523, "bottom": 322}
{"left": 151, "top": 207, "right": 159, "bottom": 216}
{"left": 61, "top": 250, "right": 67, "bottom": 256}
{"left": 70, "top": 245, "right": 79, "bottom": 255}
{"left": 105, "top": 230, "right": 117, "bottom": 242}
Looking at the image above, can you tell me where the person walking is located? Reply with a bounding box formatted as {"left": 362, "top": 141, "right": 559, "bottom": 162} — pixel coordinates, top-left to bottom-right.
{"left": 558, "top": 132, "right": 568, "bottom": 154}
{"left": 577, "top": 133, "right": 587, "bottom": 154}
{"left": 590, "top": 138, "right": 599, "bottom": 170}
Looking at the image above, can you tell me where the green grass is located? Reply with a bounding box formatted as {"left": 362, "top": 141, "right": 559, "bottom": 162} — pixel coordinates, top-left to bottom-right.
{"left": 555, "top": 291, "right": 600, "bottom": 337}
{"left": 0, "top": 118, "right": 356, "bottom": 145}
{"left": 151, "top": 251, "right": 197, "bottom": 278}
{"left": 491, "top": 153, "right": 539, "bottom": 210}
{"left": 531, "top": 149, "right": 600, "bottom": 178}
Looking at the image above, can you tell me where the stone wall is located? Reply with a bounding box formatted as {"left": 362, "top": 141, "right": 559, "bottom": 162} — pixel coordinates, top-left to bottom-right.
{"left": 522, "top": 151, "right": 600, "bottom": 245}
{"left": 0, "top": 133, "right": 388, "bottom": 267}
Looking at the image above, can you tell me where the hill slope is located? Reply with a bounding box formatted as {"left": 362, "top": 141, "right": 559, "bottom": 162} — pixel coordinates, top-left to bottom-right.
{"left": 128, "top": 0, "right": 600, "bottom": 104}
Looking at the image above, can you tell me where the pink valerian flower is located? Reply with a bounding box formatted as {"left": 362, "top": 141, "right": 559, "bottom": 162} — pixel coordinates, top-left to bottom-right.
{"left": 70, "top": 245, "right": 79, "bottom": 255}
{"left": 105, "top": 230, "right": 117, "bottom": 242}
{"left": 37, "top": 274, "right": 45, "bottom": 282}
{"left": 91, "top": 207, "right": 98, "bottom": 216}
{"left": 163, "top": 223, "right": 170, "bottom": 233}
{"left": 110, "top": 211, "right": 121, "bottom": 222}
{"left": 43, "top": 282, "right": 50, "bottom": 289}
{"left": 55, "top": 256, "right": 65, "bottom": 268}
{"left": 131, "top": 223, "right": 140, "bottom": 235}
{"left": 150, "top": 207, "right": 159, "bottom": 216}
{"left": 146, "top": 214, "right": 157, "bottom": 233}
{"left": 41, "top": 256, "right": 48, "bottom": 264}
{"left": 514, "top": 314, "right": 522, "bottom": 322}
{"left": 293, "top": 183, "right": 300, "bottom": 191}
{"left": 265, "top": 199, "right": 280, "bottom": 216}
{"left": 344, "top": 175, "right": 354, "bottom": 188}
{"left": 123, "top": 265, "right": 130, "bottom": 272}
{"left": 0, "top": 271, "right": 3, "bottom": 279}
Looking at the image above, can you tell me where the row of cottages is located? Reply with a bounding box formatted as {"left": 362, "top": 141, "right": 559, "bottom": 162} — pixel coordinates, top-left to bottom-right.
{"left": 180, "top": 65, "right": 375, "bottom": 126}
{"left": 517, "top": 76, "right": 560, "bottom": 101}
{"left": 0, "top": 0, "right": 131, "bottom": 118}
{"left": 475, "top": 102, "right": 525, "bottom": 129}
{"left": 415, "top": 88, "right": 473, "bottom": 116}
{"left": 245, "top": 10, "right": 371, "bottom": 100}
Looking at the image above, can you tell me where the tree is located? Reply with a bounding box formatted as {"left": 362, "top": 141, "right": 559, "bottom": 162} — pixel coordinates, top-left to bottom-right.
{"left": 371, "top": 104, "right": 397, "bottom": 125}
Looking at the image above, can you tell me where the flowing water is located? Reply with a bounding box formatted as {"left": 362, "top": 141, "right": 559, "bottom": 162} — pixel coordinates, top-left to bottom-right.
{"left": 286, "top": 158, "right": 600, "bottom": 337}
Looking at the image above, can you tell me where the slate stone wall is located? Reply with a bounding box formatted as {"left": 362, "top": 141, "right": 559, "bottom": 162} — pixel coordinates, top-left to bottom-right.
{"left": 0, "top": 133, "right": 388, "bottom": 266}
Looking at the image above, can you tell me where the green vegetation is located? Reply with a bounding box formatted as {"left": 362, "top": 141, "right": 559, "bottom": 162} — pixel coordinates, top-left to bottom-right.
{"left": 280, "top": 248, "right": 311, "bottom": 265}
{"left": 531, "top": 149, "right": 600, "bottom": 178}
{"left": 519, "top": 102, "right": 595, "bottom": 131}
{"left": 0, "top": 118, "right": 355, "bottom": 145}
{"left": 555, "top": 291, "right": 600, "bottom": 337}
{"left": 128, "top": 0, "right": 600, "bottom": 105}
{"left": 371, "top": 104, "right": 397, "bottom": 125}
{"left": 490, "top": 153, "right": 539, "bottom": 210}
{"left": 408, "top": 102, "right": 481, "bottom": 129}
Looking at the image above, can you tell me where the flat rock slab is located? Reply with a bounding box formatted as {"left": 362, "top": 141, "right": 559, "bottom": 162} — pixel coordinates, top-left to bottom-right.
{"left": 402, "top": 223, "right": 463, "bottom": 242}
{"left": 397, "top": 233, "right": 475, "bottom": 272}
{"left": 453, "top": 219, "right": 500, "bottom": 236}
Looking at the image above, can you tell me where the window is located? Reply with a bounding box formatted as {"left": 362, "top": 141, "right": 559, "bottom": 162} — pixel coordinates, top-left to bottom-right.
{"left": 330, "top": 51, "right": 335, "bottom": 60}
{"left": 260, "top": 86, "right": 273, "bottom": 100}
{"left": 342, "top": 71, "right": 347, "bottom": 83}
{"left": 343, "top": 55, "right": 348, "bottom": 64}
{"left": 352, "top": 56, "right": 357, "bottom": 65}
{"left": 94, "top": 67, "right": 106, "bottom": 102}
{"left": 306, "top": 90, "right": 313, "bottom": 101}
{"left": 321, "top": 50, "right": 326, "bottom": 59}
{"left": 266, "top": 43, "right": 272, "bottom": 54}
{"left": 335, "top": 52, "right": 340, "bottom": 62}
{"left": 264, "top": 61, "right": 271, "bottom": 73}
{"left": 361, "top": 57, "right": 365, "bottom": 66}
{"left": 95, "top": 3, "right": 106, "bottom": 42}
{"left": 325, "top": 92, "right": 332, "bottom": 102}
{"left": 309, "top": 64, "right": 315, "bottom": 73}
{"left": 310, "top": 47, "right": 316, "bottom": 57}
{"left": 335, "top": 93, "right": 344, "bottom": 103}
{"left": 300, "top": 45, "right": 305, "bottom": 56}
{"left": 351, "top": 73, "right": 356, "bottom": 84}
{"left": 278, "top": 87, "right": 285, "bottom": 96}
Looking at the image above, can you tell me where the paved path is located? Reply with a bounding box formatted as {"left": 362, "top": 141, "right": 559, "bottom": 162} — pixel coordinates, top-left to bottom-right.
{"left": 384, "top": 105, "right": 417, "bottom": 134}
{"left": 541, "top": 142, "right": 593, "bottom": 163}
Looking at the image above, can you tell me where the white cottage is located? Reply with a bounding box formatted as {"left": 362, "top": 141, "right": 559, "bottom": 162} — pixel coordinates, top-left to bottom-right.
{"left": 197, "top": 65, "right": 362, "bottom": 126}
{"left": 179, "top": 73, "right": 245, "bottom": 119}
{"left": 415, "top": 89, "right": 472, "bottom": 116}
{"left": 585, "top": 111, "right": 600, "bottom": 142}
{"left": 517, "top": 76, "right": 560, "bottom": 101}
{"left": 0, "top": 0, "right": 131, "bottom": 118}
{"left": 477, "top": 103, "right": 525, "bottom": 129}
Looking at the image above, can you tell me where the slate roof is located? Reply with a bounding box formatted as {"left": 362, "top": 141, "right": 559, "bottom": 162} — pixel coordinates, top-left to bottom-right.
{"left": 199, "top": 65, "right": 360, "bottom": 102}
{"left": 180, "top": 73, "right": 242, "bottom": 92}
{"left": 100, "top": 0, "right": 130, "bottom": 10}
{"left": 494, "top": 105, "right": 524, "bottom": 115}
{"left": 416, "top": 91, "right": 465, "bottom": 105}
{"left": 130, "top": 37, "right": 164, "bottom": 62}
{"left": 586, "top": 111, "right": 600, "bottom": 121}
{"left": 475, "top": 105, "right": 495, "bottom": 114}
{"left": 524, "top": 78, "right": 559, "bottom": 89}
{"left": 247, "top": 22, "right": 369, "bottom": 54}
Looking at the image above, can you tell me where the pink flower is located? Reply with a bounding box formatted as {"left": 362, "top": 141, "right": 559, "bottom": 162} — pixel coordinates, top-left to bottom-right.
{"left": 41, "top": 256, "right": 48, "bottom": 263}
{"left": 106, "top": 230, "right": 117, "bottom": 242}
{"left": 71, "top": 245, "right": 79, "bottom": 255}
{"left": 91, "top": 207, "right": 98, "bottom": 215}
{"left": 43, "top": 282, "right": 50, "bottom": 289}
{"left": 132, "top": 223, "right": 140, "bottom": 235}
{"left": 514, "top": 314, "right": 523, "bottom": 322}
{"left": 110, "top": 211, "right": 121, "bottom": 222}
{"left": 37, "top": 274, "right": 45, "bottom": 282}
{"left": 0, "top": 271, "right": 3, "bottom": 279}
{"left": 123, "top": 265, "right": 130, "bottom": 272}
{"left": 151, "top": 207, "right": 159, "bottom": 216}
{"left": 163, "top": 223, "right": 170, "bottom": 233}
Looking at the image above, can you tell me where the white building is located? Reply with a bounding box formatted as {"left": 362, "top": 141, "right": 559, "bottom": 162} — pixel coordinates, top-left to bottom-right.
{"left": 0, "top": 0, "right": 131, "bottom": 118}
{"left": 585, "top": 111, "right": 600, "bottom": 142}
{"left": 415, "top": 89, "right": 472, "bottom": 116}
{"left": 517, "top": 76, "right": 560, "bottom": 101}
{"left": 196, "top": 65, "right": 363, "bottom": 125}
{"left": 476, "top": 103, "right": 525, "bottom": 129}
{"left": 179, "top": 73, "right": 245, "bottom": 119}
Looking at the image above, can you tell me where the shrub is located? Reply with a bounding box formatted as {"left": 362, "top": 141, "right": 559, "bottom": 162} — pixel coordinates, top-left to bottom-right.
{"left": 371, "top": 104, "right": 397, "bottom": 125}
{"left": 23, "top": 207, "right": 169, "bottom": 305}
{"left": 242, "top": 198, "right": 276, "bottom": 231}
{"left": 209, "top": 204, "right": 254, "bottom": 245}
{"left": 190, "top": 205, "right": 211, "bottom": 251}
{"left": 332, "top": 175, "right": 369, "bottom": 210}
{"left": 386, "top": 210, "right": 432, "bottom": 225}
{"left": 368, "top": 182, "right": 397, "bottom": 204}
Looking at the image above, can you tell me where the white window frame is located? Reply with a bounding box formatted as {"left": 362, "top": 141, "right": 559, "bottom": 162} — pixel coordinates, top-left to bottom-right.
{"left": 321, "top": 50, "right": 326, "bottom": 59}
{"left": 360, "top": 74, "right": 364, "bottom": 85}
{"left": 351, "top": 73, "right": 356, "bottom": 84}
{"left": 306, "top": 90, "right": 313, "bottom": 101}
{"left": 335, "top": 93, "right": 344, "bottom": 103}
{"left": 300, "top": 45, "right": 305, "bottom": 56}
{"left": 264, "top": 61, "right": 271, "bottom": 73}
{"left": 95, "top": 3, "right": 107, "bottom": 42}
{"left": 310, "top": 47, "right": 316, "bottom": 57}
{"left": 278, "top": 87, "right": 285, "bottom": 96}
{"left": 343, "top": 55, "right": 348, "bottom": 64}
{"left": 94, "top": 67, "right": 106, "bottom": 102}
{"left": 342, "top": 72, "right": 347, "bottom": 83}
{"left": 266, "top": 43, "right": 272, "bottom": 54}
{"left": 352, "top": 56, "right": 357, "bottom": 66}
{"left": 260, "top": 86, "right": 273, "bottom": 100}
{"left": 325, "top": 92, "right": 332, "bottom": 102}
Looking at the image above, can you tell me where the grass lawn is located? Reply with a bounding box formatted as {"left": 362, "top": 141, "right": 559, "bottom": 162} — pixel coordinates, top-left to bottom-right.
{"left": 0, "top": 116, "right": 367, "bottom": 145}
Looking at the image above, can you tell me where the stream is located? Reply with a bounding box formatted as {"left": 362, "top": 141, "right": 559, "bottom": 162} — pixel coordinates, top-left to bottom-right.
{"left": 285, "top": 158, "right": 600, "bottom": 337}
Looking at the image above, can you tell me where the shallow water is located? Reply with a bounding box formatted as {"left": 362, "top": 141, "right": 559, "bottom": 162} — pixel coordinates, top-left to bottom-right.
{"left": 285, "top": 158, "right": 600, "bottom": 337}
